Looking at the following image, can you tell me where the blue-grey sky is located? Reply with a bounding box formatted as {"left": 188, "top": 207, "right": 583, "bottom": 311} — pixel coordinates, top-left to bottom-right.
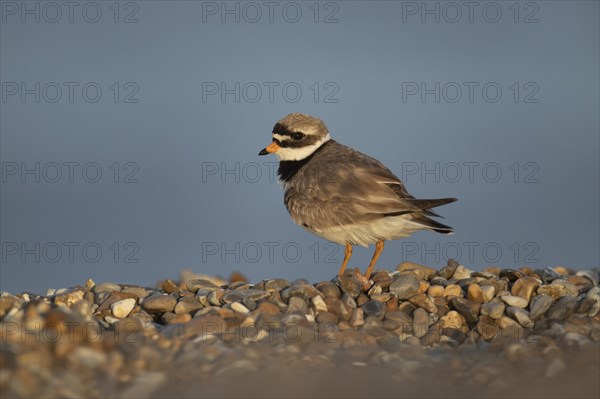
{"left": 1, "top": 1, "right": 599, "bottom": 294}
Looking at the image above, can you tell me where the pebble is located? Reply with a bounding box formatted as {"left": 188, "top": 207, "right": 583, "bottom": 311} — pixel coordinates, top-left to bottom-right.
{"left": 554, "top": 266, "right": 569, "bottom": 275}
{"left": 230, "top": 302, "right": 250, "bottom": 314}
{"left": 551, "top": 280, "right": 579, "bottom": 296}
{"left": 349, "top": 308, "right": 365, "bottom": 327}
{"left": 242, "top": 298, "right": 258, "bottom": 310}
{"left": 408, "top": 294, "right": 437, "bottom": 314}
{"left": 222, "top": 289, "right": 271, "bottom": 303}
{"left": 396, "top": 262, "right": 437, "bottom": 281}
{"left": 496, "top": 315, "right": 519, "bottom": 330}
{"left": 336, "top": 275, "right": 362, "bottom": 298}
{"left": 480, "top": 301, "right": 505, "bottom": 319}
{"left": 174, "top": 297, "right": 203, "bottom": 314}
{"left": 353, "top": 268, "right": 372, "bottom": 291}
{"left": 477, "top": 315, "right": 500, "bottom": 341}
{"left": 511, "top": 277, "right": 540, "bottom": 301}
{"left": 500, "top": 295, "right": 529, "bottom": 308}
{"left": 186, "top": 279, "right": 222, "bottom": 293}
{"left": 110, "top": 298, "right": 136, "bottom": 318}
{"left": 529, "top": 294, "right": 554, "bottom": 320}
{"left": 316, "top": 311, "right": 338, "bottom": 324}
{"left": 367, "top": 284, "right": 383, "bottom": 296}
{"left": 208, "top": 290, "right": 224, "bottom": 306}
{"left": 443, "top": 284, "right": 462, "bottom": 298}
{"left": 576, "top": 270, "right": 599, "bottom": 285}
{"left": 142, "top": 294, "right": 177, "bottom": 313}
{"left": 537, "top": 283, "right": 567, "bottom": 299}
{"left": 389, "top": 274, "right": 421, "bottom": 300}
{"left": 430, "top": 277, "right": 449, "bottom": 287}
{"left": 428, "top": 285, "right": 444, "bottom": 297}
{"left": 1, "top": 262, "right": 598, "bottom": 399}
{"left": 506, "top": 307, "right": 534, "bottom": 328}
{"left": 341, "top": 293, "right": 358, "bottom": 310}
{"left": 94, "top": 282, "right": 122, "bottom": 293}
{"left": 325, "top": 297, "right": 352, "bottom": 321}
{"left": 54, "top": 289, "right": 85, "bottom": 307}
{"left": 441, "top": 311, "right": 466, "bottom": 330}
{"left": 481, "top": 285, "right": 496, "bottom": 302}
{"left": 581, "top": 287, "right": 600, "bottom": 317}
{"left": 547, "top": 296, "right": 578, "bottom": 321}
{"left": 438, "top": 259, "right": 459, "bottom": 279}
{"left": 472, "top": 271, "right": 497, "bottom": 279}
{"left": 361, "top": 300, "right": 385, "bottom": 319}
{"left": 499, "top": 269, "right": 525, "bottom": 282}
{"left": 264, "top": 278, "right": 291, "bottom": 292}
{"left": 541, "top": 267, "right": 564, "bottom": 283}
{"left": 385, "top": 310, "right": 412, "bottom": 326}
{"left": 467, "top": 284, "right": 484, "bottom": 304}
{"left": 568, "top": 275, "right": 593, "bottom": 286}
{"left": 161, "top": 279, "right": 179, "bottom": 294}
{"left": 412, "top": 308, "right": 429, "bottom": 338}
{"left": 452, "top": 265, "right": 473, "bottom": 280}
{"left": 370, "top": 293, "right": 392, "bottom": 302}
{"left": 286, "top": 297, "right": 309, "bottom": 314}
{"left": 256, "top": 301, "right": 280, "bottom": 316}
{"left": 449, "top": 297, "right": 479, "bottom": 324}
{"left": 122, "top": 286, "right": 149, "bottom": 299}
{"left": 310, "top": 295, "right": 328, "bottom": 313}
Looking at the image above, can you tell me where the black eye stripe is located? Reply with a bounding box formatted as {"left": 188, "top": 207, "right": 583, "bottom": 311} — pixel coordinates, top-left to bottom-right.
{"left": 273, "top": 123, "right": 292, "bottom": 136}
{"left": 272, "top": 123, "right": 305, "bottom": 138}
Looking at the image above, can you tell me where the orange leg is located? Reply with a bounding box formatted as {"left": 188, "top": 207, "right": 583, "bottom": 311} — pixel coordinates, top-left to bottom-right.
{"left": 364, "top": 240, "right": 385, "bottom": 279}
{"left": 338, "top": 243, "right": 353, "bottom": 277}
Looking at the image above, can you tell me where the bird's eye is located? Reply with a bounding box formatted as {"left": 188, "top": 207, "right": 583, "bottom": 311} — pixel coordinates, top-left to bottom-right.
{"left": 292, "top": 132, "right": 304, "bottom": 141}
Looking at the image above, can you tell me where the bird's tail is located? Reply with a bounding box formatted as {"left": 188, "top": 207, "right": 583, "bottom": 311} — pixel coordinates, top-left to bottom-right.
{"left": 413, "top": 215, "right": 454, "bottom": 234}
{"left": 408, "top": 197, "right": 457, "bottom": 234}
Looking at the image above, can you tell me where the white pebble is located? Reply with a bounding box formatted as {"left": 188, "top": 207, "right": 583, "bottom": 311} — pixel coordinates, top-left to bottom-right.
{"left": 310, "top": 295, "right": 328, "bottom": 313}
{"left": 111, "top": 298, "right": 136, "bottom": 318}
{"left": 231, "top": 302, "right": 250, "bottom": 314}
{"left": 501, "top": 295, "right": 529, "bottom": 308}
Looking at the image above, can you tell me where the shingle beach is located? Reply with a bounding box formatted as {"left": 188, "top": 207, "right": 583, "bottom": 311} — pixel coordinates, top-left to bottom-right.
{"left": 1, "top": 260, "right": 599, "bottom": 398}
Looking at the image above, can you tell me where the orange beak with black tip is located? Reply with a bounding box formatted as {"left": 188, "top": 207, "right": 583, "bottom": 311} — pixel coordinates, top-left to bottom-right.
{"left": 258, "top": 141, "right": 280, "bottom": 156}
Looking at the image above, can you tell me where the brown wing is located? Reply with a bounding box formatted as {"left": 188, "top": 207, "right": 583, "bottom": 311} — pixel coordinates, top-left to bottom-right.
{"left": 284, "top": 141, "right": 455, "bottom": 232}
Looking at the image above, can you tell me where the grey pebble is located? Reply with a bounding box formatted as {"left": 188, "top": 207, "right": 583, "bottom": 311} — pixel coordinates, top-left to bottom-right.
{"left": 529, "top": 294, "right": 554, "bottom": 320}
{"left": 362, "top": 300, "right": 385, "bottom": 319}
{"left": 547, "top": 296, "right": 578, "bottom": 321}
{"left": 389, "top": 274, "right": 421, "bottom": 300}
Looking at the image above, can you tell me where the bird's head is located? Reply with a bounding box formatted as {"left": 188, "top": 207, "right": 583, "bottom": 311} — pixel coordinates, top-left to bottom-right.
{"left": 259, "top": 113, "right": 331, "bottom": 161}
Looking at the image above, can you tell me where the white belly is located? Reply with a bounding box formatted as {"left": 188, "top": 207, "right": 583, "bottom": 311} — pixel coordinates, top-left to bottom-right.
{"left": 305, "top": 216, "right": 427, "bottom": 247}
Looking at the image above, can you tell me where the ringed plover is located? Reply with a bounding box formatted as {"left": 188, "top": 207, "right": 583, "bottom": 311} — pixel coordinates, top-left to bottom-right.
{"left": 258, "top": 113, "right": 457, "bottom": 278}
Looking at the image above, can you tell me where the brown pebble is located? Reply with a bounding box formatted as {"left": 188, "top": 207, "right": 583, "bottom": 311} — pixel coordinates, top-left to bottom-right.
{"left": 396, "top": 261, "right": 437, "bottom": 281}
{"left": 142, "top": 294, "right": 177, "bottom": 313}
{"left": 467, "top": 284, "right": 484, "bottom": 304}
{"left": 408, "top": 293, "right": 437, "bottom": 314}
{"left": 353, "top": 268, "right": 372, "bottom": 291}
{"left": 229, "top": 271, "right": 248, "bottom": 283}
{"left": 385, "top": 297, "right": 399, "bottom": 311}
{"left": 511, "top": 277, "right": 540, "bottom": 301}
{"left": 169, "top": 313, "right": 192, "bottom": 324}
{"left": 477, "top": 315, "right": 500, "bottom": 341}
{"left": 428, "top": 285, "right": 444, "bottom": 297}
{"left": 443, "top": 284, "right": 462, "bottom": 298}
{"left": 316, "top": 311, "right": 339, "bottom": 324}
{"left": 161, "top": 280, "right": 179, "bottom": 294}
